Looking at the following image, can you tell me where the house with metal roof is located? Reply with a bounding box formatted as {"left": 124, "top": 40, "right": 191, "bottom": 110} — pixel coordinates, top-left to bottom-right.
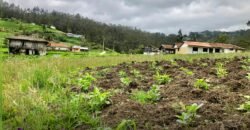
{"left": 160, "top": 41, "right": 245, "bottom": 54}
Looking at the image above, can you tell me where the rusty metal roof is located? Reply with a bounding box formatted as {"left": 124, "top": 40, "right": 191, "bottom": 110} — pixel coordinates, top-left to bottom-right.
{"left": 48, "top": 42, "right": 70, "bottom": 48}
{"left": 183, "top": 41, "right": 245, "bottom": 50}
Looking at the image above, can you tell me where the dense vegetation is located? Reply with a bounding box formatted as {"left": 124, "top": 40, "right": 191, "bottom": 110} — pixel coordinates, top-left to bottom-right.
{"left": 1, "top": 0, "right": 249, "bottom": 53}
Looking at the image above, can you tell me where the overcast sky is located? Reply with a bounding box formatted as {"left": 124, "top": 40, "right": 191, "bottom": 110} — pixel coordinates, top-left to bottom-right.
{"left": 4, "top": 0, "right": 250, "bottom": 34}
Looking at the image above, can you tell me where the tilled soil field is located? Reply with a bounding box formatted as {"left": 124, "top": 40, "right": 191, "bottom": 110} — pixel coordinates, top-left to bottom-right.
{"left": 76, "top": 57, "right": 250, "bottom": 130}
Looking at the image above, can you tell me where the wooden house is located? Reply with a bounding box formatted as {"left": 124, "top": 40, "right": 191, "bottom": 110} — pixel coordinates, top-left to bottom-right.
{"left": 7, "top": 36, "right": 49, "bottom": 55}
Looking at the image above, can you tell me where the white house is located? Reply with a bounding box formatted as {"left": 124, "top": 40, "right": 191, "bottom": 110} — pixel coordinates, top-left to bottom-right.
{"left": 160, "top": 41, "right": 244, "bottom": 54}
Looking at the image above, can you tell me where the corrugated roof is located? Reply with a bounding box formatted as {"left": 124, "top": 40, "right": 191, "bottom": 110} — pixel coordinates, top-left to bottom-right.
{"left": 184, "top": 41, "right": 244, "bottom": 50}
{"left": 48, "top": 42, "right": 69, "bottom": 48}
{"left": 7, "top": 36, "right": 48, "bottom": 43}
{"left": 161, "top": 44, "right": 174, "bottom": 49}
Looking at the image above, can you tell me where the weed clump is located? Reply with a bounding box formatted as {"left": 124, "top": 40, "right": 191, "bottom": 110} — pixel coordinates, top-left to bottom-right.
{"left": 237, "top": 95, "right": 250, "bottom": 112}
{"left": 79, "top": 73, "right": 96, "bottom": 91}
{"left": 180, "top": 67, "right": 194, "bottom": 76}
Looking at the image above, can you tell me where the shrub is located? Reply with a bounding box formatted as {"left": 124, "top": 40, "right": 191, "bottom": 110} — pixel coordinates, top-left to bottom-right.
{"left": 131, "top": 85, "right": 160, "bottom": 104}
{"left": 194, "top": 79, "right": 210, "bottom": 90}
{"left": 78, "top": 73, "right": 96, "bottom": 91}
{"left": 176, "top": 103, "right": 203, "bottom": 126}
{"left": 116, "top": 120, "right": 136, "bottom": 130}
{"left": 215, "top": 63, "right": 228, "bottom": 78}
{"left": 154, "top": 72, "right": 172, "bottom": 85}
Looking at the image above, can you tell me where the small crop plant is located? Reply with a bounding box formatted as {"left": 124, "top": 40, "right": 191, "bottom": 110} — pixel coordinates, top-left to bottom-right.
{"left": 180, "top": 67, "right": 194, "bottom": 76}
{"left": 241, "top": 65, "right": 250, "bottom": 71}
{"left": 131, "top": 85, "right": 160, "bottom": 104}
{"left": 215, "top": 63, "right": 228, "bottom": 78}
{"left": 194, "top": 79, "right": 210, "bottom": 90}
{"left": 86, "top": 87, "right": 111, "bottom": 111}
{"left": 246, "top": 73, "right": 250, "bottom": 80}
{"left": 79, "top": 73, "right": 96, "bottom": 91}
{"left": 154, "top": 72, "right": 172, "bottom": 85}
{"left": 119, "top": 70, "right": 127, "bottom": 77}
{"left": 237, "top": 95, "right": 250, "bottom": 112}
{"left": 120, "top": 77, "right": 132, "bottom": 86}
{"left": 176, "top": 103, "right": 203, "bottom": 126}
{"left": 131, "top": 69, "right": 142, "bottom": 78}
{"left": 116, "top": 120, "right": 137, "bottom": 130}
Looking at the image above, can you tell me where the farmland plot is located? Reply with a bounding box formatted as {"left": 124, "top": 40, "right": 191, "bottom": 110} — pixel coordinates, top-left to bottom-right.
{"left": 73, "top": 57, "right": 250, "bottom": 129}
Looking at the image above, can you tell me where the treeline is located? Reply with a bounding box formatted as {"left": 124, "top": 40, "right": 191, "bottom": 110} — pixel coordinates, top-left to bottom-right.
{"left": 0, "top": 0, "right": 171, "bottom": 53}
{"left": 0, "top": 0, "right": 249, "bottom": 52}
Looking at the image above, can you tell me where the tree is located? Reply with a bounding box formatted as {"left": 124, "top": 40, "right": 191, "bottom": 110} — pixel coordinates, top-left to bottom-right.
{"left": 177, "top": 29, "right": 184, "bottom": 43}
{"left": 247, "top": 21, "right": 250, "bottom": 26}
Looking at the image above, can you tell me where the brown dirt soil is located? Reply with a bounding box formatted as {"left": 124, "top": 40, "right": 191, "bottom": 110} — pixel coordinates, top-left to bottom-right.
{"left": 77, "top": 57, "right": 250, "bottom": 130}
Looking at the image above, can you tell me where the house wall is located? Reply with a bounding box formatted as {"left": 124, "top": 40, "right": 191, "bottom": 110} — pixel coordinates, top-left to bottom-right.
{"left": 224, "top": 49, "right": 236, "bottom": 53}
{"left": 176, "top": 43, "right": 225, "bottom": 54}
{"left": 9, "top": 40, "right": 22, "bottom": 47}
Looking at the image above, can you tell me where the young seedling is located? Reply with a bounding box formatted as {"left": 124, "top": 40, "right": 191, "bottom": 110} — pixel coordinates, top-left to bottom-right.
{"left": 176, "top": 103, "right": 203, "bottom": 126}
{"left": 120, "top": 77, "right": 132, "bottom": 86}
{"left": 194, "top": 79, "right": 210, "bottom": 90}
{"left": 116, "top": 120, "right": 137, "bottom": 130}
{"left": 246, "top": 73, "right": 250, "bottom": 80}
{"left": 78, "top": 73, "right": 96, "bottom": 91}
{"left": 237, "top": 95, "right": 250, "bottom": 112}
{"left": 241, "top": 65, "right": 250, "bottom": 71}
{"left": 118, "top": 70, "right": 132, "bottom": 86}
{"left": 119, "top": 70, "right": 127, "bottom": 77}
{"left": 154, "top": 72, "right": 172, "bottom": 85}
{"left": 180, "top": 67, "right": 194, "bottom": 76}
{"left": 215, "top": 63, "right": 228, "bottom": 78}
{"left": 131, "top": 85, "right": 161, "bottom": 104}
{"left": 131, "top": 69, "right": 142, "bottom": 78}
{"left": 87, "top": 87, "right": 111, "bottom": 111}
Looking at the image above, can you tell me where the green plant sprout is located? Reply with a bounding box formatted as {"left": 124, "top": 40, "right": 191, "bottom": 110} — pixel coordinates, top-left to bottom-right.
{"left": 86, "top": 87, "right": 111, "bottom": 111}
{"left": 215, "top": 63, "right": 228, "bottom": 78}
{"left": 237, "top": 95, "right": 250, "bottom": 112}
{"left": 246, "top": 73, "right": 250, "bottom": 80}
{"left": 154, "top": 72, "right": 172, "bottom": 85}
{"left": 131, "top": 69, "right": 142, "bottom": 78}
{"left": 194, "top": 79, "right": 210, "bottom": 90}
{"left": 131, "top": 85, "right": 160, "bottom": 104}
{"left": 241, "top": 65, "right": 250, "bottom": 71}
{"left": 180, "top": 67, "right": 194, "bottom": 76}
{"left": 119, "top": 70, "right": 127, "bottom": 77}
{"left": 116, "top": 120, "right": 137, "bottom": 130}
{"left": 120, "top": 77, "right": 132, "bottom": 86}
{"left": 176, "top": 103, "right": 203, "bottom": 126}
{"left": 79, "top": 73, "right": 96, "bottom": 91}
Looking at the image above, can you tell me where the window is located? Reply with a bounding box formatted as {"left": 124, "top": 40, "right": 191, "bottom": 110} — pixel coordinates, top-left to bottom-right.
{"left": 193, "top": 47, "right": 198, "bottom": 51}
{"left": 215, "top": 48, "right": 220, "bottom": 53}
{"left": 229, "top": 48, "right": 234, "bottom": 51}
{"left": 203, "top": 48, "right": 208, "bottom": 52}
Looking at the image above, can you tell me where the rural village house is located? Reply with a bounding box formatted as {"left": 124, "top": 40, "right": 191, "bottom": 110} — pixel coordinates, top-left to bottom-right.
{"left": 72, "top": 45, "right": 89, "bottom": 52}
{"left": 7, "top": 36, "right": 49, "bottom": 55}
{"left": 48, "top": 42, "right": 70, "bottom": 51}
{"left": 143, "top": 46, "right": 160, "bottom": 55}
{"left": 160, "top": 41, "right": 244, "bottom": 54}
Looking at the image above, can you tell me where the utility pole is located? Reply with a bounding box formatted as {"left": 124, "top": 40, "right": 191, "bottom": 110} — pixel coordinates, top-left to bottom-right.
{"left": 102, "top": 36, "right": 105, "bottom": 52}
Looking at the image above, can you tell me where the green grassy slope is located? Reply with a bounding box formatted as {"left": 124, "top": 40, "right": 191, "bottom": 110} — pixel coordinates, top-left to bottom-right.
{"left": 0, "top": 18, "right": 87, "bottom": 48}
